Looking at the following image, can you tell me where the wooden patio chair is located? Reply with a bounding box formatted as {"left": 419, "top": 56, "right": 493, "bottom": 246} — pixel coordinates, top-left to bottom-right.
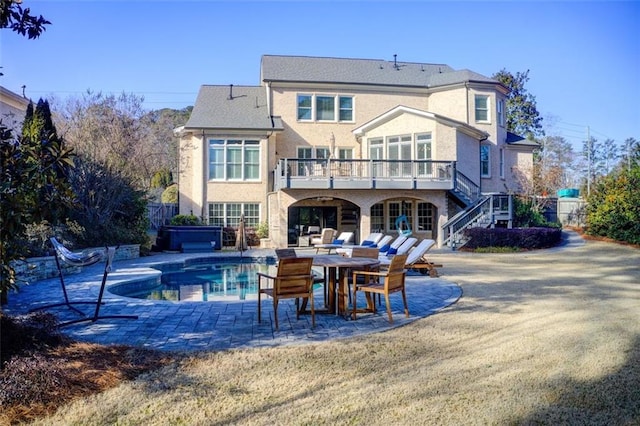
{"left": 351, "top": 253, "right": 409, "bottom": 323}
{"left": 257, "top": 257, "right": 315, "bottom": 331}
{"left": 346, "top": 246, "right": 380, "bottom": 304}
{"left": 275, "top": 248, "right": 297, "bottom": 259}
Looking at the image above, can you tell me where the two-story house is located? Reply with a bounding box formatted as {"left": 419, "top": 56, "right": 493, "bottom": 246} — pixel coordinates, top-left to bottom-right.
{"left": 176, "top": 55, "right": 537, "bottom": 248}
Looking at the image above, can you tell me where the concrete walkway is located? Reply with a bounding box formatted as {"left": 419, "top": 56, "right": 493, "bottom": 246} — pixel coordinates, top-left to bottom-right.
{"left": 5, "top": 247, "right": 464, "bottom": 352}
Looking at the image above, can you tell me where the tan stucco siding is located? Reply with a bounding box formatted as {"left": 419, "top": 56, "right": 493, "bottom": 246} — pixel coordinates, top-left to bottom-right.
{"left": 454, "top": 131, "right": 481, "bottom": 181}
{"left": 178, "top": 133, "right": 204, "bottom": 217}
{"left": 179, "top": 133, "right": 273, "bottom": 222}
{"left": 428, "top": 87, "right": 468, "bottom": 123}
{"left": 270, "top": 87, "right": 429, "bottom": 159}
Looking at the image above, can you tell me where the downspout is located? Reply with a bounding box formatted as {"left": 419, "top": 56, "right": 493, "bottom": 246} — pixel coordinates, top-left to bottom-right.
{"left": 478, "top": 134, "right": 488, "bottom": 196}
{"left": 202, "top": 129, "right": 207, "bottom": 221}
{"left": 465, "top": 82, "right": 469, "bottom": 125}
{"left": 265, "top": 81, "right": 272, "bottom": 118}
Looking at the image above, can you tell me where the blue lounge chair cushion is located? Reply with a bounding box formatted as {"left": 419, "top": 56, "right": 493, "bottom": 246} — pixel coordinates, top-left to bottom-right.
{"left": 332, "top": 239, "right": 344, "bottom": 245}
{"left": 379, "top": 244, "right": 391, "bottom": 253}
{"left": 360, "top": 240, "right": 375, "bottom": 246}
{"left": 387, "top": 247, "right": 398, "bottom": 255}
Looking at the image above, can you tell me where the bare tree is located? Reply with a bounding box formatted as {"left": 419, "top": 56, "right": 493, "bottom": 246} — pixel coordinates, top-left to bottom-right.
{"left": 54, "top": 91, "right": 155, "bottom": 189}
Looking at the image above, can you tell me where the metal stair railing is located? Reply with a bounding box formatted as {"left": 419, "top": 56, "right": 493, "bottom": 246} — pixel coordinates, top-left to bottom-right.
{"left": 442, "top": 195, "right": 493, "bottom": 249}
{"left": 452, "top": 170, "right": 481, "bottom": 205}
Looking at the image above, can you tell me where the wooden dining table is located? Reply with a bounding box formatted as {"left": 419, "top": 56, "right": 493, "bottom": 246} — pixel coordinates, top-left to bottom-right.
{"left": 301, "top": 254, "right": 380, "bottom": 316}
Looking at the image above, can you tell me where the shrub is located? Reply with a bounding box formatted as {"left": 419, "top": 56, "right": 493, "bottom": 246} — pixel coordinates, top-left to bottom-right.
{"left": 170, "top": 214, "right": 201, "bottom": 226}
{"left": 586, "top": 166, "right": 640, "bottom": 245}
{"left": 513, "top": 196, "right": 555, "bottom": 228}
{"left": 161, "top": 184, "right": 178, "bottom": 203}
{"left": 67, "top": 156, "right": 150, "bottom": 248}
{"left": 256, "top": 221, "right": 269, "bottom": 239}
{"left": 463, "top": 227, "right": 562, "bottom": 250}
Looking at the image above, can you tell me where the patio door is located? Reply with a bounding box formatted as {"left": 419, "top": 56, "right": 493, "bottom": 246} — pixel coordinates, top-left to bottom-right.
{"left": 388, "top": 135, "right": 412, "bottom": 177}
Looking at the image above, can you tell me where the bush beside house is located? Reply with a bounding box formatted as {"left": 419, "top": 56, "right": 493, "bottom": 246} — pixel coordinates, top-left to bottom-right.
{"left": 463, "top": 227, "right": 562, "bottom": 250}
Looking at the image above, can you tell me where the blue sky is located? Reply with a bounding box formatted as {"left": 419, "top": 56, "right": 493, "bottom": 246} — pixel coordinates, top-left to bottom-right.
{"left": 2, "top": 1, "right": 639, "bottom": 150}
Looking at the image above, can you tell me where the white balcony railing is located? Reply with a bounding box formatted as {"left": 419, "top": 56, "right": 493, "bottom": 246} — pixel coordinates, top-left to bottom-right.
{"left": 274, "top": 159, "right": 456, "bottom": 191}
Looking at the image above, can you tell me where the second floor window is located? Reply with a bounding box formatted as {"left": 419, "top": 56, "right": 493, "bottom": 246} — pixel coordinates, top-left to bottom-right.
{"left": 481, "top": 145, "right": 491, "bottom": 177}
{"left": 316, "top": 96, "right": 335, "bottom": 121}
{"left": 339, "top": 96, "right": 353, "bottom": 121}
{"left": 209, "top": 139, "right": 260, "bottom": 181}
{"left": 497, "top": 99, "right": 505, "bottom": 127}
{"left": 416, "top": 133, "right": 433, "bottom": 176}
{"left": 297, "top": 94, "right": 354, "bottom": 122}
{"left": 475, "top": 95, "right": 490, "bottom": 123}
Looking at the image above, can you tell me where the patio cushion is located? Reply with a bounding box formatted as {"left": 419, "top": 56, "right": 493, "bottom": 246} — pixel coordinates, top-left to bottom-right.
{"left": 332, "top": 239, "right": 344, "bottom": 245}
{"left": 360, "top": 240, "right": 375, "bottom": 246}
{"left": 387, "top": 247, "right": 398, "bottom": 255}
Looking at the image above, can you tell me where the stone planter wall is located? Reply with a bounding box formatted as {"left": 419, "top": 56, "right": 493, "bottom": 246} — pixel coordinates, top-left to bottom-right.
{"left": 13, "top": 244, "right": 140, "bottom": 284}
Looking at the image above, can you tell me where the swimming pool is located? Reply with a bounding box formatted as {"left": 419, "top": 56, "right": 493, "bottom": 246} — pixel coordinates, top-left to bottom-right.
{"left": 109, "top": 256, "right": 278, "bottom": 302}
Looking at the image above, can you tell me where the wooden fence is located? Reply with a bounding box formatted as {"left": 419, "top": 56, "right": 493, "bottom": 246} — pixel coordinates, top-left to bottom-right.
{"left": 147, "top": 203, "right": 178, "bottom": 230}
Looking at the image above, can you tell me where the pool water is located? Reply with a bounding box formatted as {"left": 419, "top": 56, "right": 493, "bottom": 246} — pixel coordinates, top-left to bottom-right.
{"left": 111, "top": 257, "right": 278, "bottom": 302}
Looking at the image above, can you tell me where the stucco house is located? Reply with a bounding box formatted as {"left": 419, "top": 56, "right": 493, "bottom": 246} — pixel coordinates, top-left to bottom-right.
{"left": 176, "top": 55, "right": 538, "bottom": 248}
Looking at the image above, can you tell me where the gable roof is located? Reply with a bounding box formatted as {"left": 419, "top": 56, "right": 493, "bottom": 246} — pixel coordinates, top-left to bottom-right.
{"left": 184, "top": 85, "right": 283, "bottom": 131}
{"left": 261, "top": 55, "right": 499, "bottom": 89}
{"left": 353, "top": 105, "right": 489, "bottom": 140}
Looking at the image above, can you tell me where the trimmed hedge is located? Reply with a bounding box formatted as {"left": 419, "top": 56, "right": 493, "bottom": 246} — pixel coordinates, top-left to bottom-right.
{"left": 463, "top": 227, "right": 562, "bottom": 250}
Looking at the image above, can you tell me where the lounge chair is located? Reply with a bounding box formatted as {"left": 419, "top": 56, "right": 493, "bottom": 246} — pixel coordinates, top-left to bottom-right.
{"left": 358, "top": 233, "right": 384, "bottom": 247}
{"left": 336, "top": 234, "right": 392, "bottom": 256}
{"left": 378, "top": 234, "right": 408, "bottom": 255}
{"left": 315, "top": 231, "right": 354, "bottom": 254}
{"left": 406, "top": 239, "right": 441, "bottom": 277}
{"left": 310, "top": 228, "right": 336, "bottom": 246}
{"left": 378, "top": 239, "right": 441, "bottom": 277}
{"left": 378, "top": 237, "right": 417, "bottom": 261}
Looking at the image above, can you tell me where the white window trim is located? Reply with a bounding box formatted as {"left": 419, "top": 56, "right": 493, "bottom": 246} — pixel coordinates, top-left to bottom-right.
{"left": 481, "top": 145, "right": 491, "bottom": 178}
{"left": 208, "top": 202, "right": 261, "bottom": 227}
{"left": 208, "top": 139, "right": 261, "bottom": 182}
{"left": 297, "top": 94, "right": 313, "bottom": 122}
{"left": 497, "top": 99, "right": 505, "bottom": 127}
{"left": 499, "top": 148, "right": 505, "bottom": 179}
{"left": 475, "top": 94, "right": 491, "bottom": 124}
{"left": 296, "top": 93, "right": 355, "bottom": 123}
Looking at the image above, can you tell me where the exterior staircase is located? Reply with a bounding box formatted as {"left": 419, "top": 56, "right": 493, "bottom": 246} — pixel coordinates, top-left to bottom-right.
{"left": 443, "top": 171, "right": 513, "bottom": 249}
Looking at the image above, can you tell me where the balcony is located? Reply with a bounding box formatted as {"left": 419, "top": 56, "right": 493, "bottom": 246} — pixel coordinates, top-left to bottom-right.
{"left": 274, "top": 159, "right": 456, "bottom": 191}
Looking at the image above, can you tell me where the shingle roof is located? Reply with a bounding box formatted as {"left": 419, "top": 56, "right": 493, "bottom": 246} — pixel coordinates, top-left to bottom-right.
{"left": 261, "top": 55, "right": 498, "bottom": 88}
{"left": 506, "top": 131, "right": 540, "bottom": 147}
{"left": 184, "top": 85, "right": 283, "bottom": 131}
